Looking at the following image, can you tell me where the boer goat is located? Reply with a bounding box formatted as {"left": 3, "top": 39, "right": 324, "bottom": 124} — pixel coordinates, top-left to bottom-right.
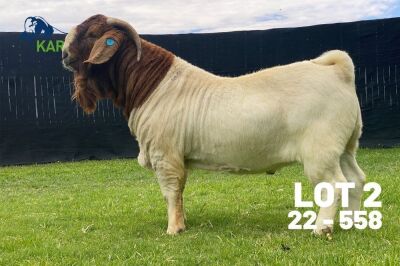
{"left": 62, "top": 14, "right": 365, "bottom": 236}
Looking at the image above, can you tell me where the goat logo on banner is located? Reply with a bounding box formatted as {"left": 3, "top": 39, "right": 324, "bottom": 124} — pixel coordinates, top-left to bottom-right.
{"left": 20, "top": 16, "right": 66, "bottom": 53}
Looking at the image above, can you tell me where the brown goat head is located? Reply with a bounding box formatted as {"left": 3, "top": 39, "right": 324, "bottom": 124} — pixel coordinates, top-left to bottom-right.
{"left": 63, "top": 14, "right": 172, "bottom": 116}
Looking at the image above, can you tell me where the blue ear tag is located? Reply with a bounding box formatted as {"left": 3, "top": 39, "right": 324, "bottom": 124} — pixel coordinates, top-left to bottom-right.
{"left": 106, "top": 38, "right": 115, "bottom": 46}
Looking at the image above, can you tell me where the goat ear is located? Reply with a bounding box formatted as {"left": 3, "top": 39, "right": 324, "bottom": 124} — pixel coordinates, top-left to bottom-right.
{"left": 84, "top": 31, "right": 124, "bottom": 64}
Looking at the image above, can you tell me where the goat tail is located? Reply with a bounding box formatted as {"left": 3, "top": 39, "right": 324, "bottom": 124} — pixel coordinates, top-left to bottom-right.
{"left": 312, "top": 50, "right": 355, "bottom": 84}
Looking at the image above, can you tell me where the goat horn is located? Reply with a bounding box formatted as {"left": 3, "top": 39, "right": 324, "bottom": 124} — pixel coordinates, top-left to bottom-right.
{"left": 106, "top": 17, "right": 142, "bottom": 61}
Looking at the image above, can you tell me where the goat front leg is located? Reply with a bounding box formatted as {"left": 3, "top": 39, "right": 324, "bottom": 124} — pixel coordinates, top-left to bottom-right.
{"left": 155, "top": 161, "right": 187, "bottom": 235}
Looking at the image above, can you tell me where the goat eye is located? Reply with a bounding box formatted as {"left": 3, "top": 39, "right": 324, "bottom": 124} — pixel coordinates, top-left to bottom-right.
{"left": 106, "top": 38, "right": 115, "bottom": 46}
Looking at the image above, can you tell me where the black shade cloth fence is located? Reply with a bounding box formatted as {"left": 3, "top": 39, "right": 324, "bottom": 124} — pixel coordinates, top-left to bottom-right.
{"left": 1, "top": 17, "right": 400, "bottom": 165}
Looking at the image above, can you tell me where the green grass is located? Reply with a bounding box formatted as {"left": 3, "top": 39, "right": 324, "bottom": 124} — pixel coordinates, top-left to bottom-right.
{"left": 0, "top": 148, "right": 399, "bottom": 265}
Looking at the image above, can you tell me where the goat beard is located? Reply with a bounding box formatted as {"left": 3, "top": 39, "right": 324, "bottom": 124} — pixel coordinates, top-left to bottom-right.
{"left": 72, "top": 74, "right": 98, "bottom": 114}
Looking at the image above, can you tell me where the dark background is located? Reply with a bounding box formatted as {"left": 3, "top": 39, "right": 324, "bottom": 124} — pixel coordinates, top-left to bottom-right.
{"left": 1, "top": 17, "right": 399, "bottom": 165}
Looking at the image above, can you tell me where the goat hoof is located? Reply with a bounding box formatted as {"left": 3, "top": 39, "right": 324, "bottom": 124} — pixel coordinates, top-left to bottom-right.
{"left": 313, "top": 225, "right": 333, "bottom": 240}
{"left": 166, "top": 225, "right": 186, "bottom": 235}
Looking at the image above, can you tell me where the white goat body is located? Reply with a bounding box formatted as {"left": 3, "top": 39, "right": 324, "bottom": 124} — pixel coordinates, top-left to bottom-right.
{"left": 131, "top": 50, "right": 360, "bottom": 175}
{"left": 129, "top": 50, "right": 365, "bottom": 236}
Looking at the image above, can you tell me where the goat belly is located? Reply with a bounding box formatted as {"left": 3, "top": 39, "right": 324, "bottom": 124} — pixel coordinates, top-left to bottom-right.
{"left": 184, "top": 107, "right": 298, "bottom": 173}
{"left": 184, "top": 136, "right": 297, "bottom": 173}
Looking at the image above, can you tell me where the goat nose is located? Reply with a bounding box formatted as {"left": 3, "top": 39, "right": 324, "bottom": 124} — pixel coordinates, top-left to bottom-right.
{"left": 62, "top": 51, "right": 68, "bottom": 60}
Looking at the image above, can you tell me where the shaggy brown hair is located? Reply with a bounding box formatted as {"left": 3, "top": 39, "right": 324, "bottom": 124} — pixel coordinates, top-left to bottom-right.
{"left": 69, "top": 15, "right": 174, "bottom": 117}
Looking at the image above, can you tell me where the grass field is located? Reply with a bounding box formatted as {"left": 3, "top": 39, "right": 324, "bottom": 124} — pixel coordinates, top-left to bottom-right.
{"left": 0, "top": 148, "right": 399, "bottom": 265}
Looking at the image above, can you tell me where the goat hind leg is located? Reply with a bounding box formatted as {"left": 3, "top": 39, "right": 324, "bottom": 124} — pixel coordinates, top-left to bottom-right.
{"left": 340, "top": 151, "right": 366, "bottom": 213}
{"left": 305, "top": 162, "right": 347, "bottom": 236}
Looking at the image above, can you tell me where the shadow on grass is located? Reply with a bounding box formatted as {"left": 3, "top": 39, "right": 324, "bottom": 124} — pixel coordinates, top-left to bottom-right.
{"left": 184, "top": 208, "right": 290, "bottom": 235}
